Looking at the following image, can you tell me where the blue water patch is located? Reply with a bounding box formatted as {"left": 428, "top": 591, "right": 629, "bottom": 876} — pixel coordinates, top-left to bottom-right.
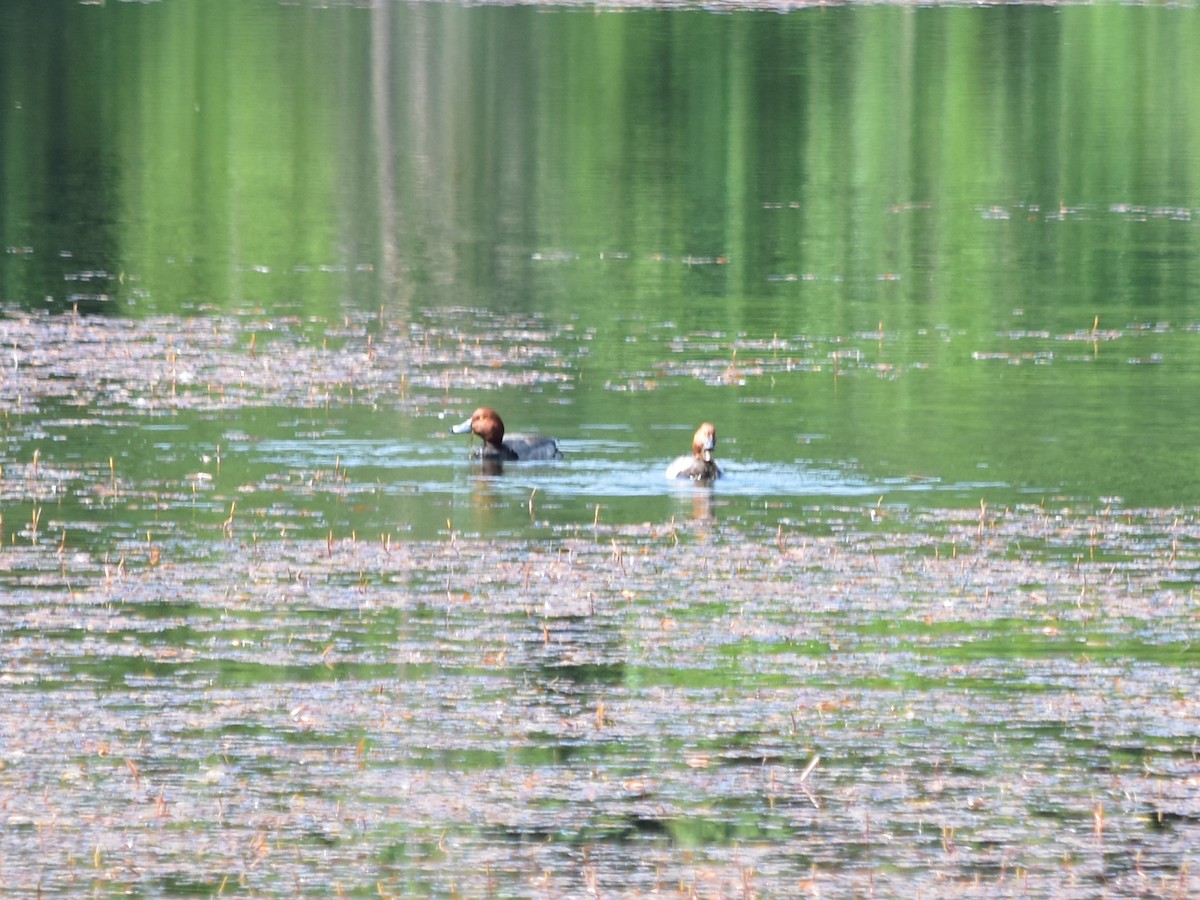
{"left": 239, "top": 437, "right": 1016, "bottom": 504}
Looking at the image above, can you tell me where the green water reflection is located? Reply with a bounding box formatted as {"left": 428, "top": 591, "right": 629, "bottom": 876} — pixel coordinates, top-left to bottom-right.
{"left": 2, "top": 2, "right": 1200, "bottom": 509}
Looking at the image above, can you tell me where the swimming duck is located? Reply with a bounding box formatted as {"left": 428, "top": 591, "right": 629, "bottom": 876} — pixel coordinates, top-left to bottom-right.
{"left": 665, "top": 422, "right": 721, "bottom": 482}
{"left": 450, "top": 407, "right": 563, "bottom": 461}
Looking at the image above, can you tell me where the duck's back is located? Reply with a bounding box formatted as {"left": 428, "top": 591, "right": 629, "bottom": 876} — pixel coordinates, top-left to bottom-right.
{"left": 503, "top": 433, "right": 563, "bottom": 461}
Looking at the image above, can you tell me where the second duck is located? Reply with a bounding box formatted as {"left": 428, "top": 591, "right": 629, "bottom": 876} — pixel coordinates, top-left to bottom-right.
{"left": 665, "top": 421, "right": 722, "bottom": 483}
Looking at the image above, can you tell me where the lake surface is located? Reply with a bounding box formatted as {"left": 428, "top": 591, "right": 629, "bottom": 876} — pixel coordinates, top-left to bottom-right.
{"left": 1, "top": 0, "right": 1199, "bottom": 895}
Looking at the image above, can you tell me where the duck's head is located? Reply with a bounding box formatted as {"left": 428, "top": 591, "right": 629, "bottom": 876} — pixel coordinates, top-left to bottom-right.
{"left": 452, "top": 407, "right": 505, "bottom": 446}
{"left": 693, "top": 422, "right": 717, "bottom": 462}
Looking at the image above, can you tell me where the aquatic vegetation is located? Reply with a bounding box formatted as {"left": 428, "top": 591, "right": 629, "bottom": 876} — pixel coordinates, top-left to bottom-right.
{"left": 0, "top": 307, "right": 576, "bottom": 417}
{"left": 0, "top": 487, "right": 1198, "bottom": 895}
{"left": 0, "top": 308, "right": 1197, "bottom": 895}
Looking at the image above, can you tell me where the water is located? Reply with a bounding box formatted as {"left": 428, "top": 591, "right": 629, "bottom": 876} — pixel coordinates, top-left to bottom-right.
{"left": 5, "top": 3, "right": 1200, "bottom": 508}
{"left": 2, "top": 1, "right": 1200, "bottom": 895}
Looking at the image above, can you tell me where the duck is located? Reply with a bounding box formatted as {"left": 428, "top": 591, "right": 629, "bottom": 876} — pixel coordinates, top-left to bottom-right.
{"left": 665, "top": 422, "right": 722, "bottom": 482}
{"left": 450, "top": 407, "right": 563, "bottom": 461}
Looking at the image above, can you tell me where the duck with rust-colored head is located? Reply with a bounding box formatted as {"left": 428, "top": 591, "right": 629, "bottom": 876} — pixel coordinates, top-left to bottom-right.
{"left": 450, "top": 407, "right": 563, "bottom": 461}
{"left": 665, "top": 422, "right": 721, "bottom": 483}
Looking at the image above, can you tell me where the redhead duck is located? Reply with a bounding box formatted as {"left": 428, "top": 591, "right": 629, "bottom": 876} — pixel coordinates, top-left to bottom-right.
{"left": 450, "top": 407, "right": 563, "bottom": 461}
{"left": 665, "top": 422, "right": 721, "bottom": 482}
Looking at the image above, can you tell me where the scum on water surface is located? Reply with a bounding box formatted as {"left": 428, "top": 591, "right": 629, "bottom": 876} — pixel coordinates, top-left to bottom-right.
{"left": 0, "top": 306, "right": 1183, "bottom": 417}
{"left": 0, "top": 497, "right": 1198, "bottom": 895}
{"left": 0, "top": 307, "right": 1198, "bottom": 895}
{"left": 0, "top": 307, "right": 577, "bottom": 416}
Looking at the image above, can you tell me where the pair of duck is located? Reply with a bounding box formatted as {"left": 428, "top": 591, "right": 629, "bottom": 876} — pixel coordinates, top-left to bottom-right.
{"left": 450, "top": 407, "right": 722, "bottom": 482}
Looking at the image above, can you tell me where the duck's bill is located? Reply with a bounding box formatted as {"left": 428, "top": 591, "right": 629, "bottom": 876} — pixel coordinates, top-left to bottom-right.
{"left": 450, "top": 417, "right": 474, "bottom": 434}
